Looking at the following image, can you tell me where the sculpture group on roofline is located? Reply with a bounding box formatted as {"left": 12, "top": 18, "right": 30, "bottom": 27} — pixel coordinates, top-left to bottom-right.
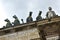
{"left": 2, "top": 7, "right": 58, "bottom": 28}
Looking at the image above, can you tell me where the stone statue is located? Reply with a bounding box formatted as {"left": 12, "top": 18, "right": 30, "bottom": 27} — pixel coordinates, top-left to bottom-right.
{"left": 3, "top": 26, "right": 6, "bottom": 28}
{"left": 36, "top": 11, "right": 42, "bottom": 21}
{"left": 46, "top": 7, "right": 56, "bottom": 19}
{"left": 4, "top": 19, "right": 12, "bottom": 28}
{"left": 12, "top": 15, "right": 20, "bottom": 26}
{"left": 21, "top": 19, "right": 24, "bottom": 24}
{"left": 26, "top": 12, "right": 33, "bottom": 23}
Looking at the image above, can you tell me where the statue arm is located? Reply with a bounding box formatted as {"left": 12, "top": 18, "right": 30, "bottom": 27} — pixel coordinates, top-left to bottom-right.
{"left": 31, "top": 18, "right": 33, "bottom": 21}
{"left": 17, "top": 20, "right": 20, "bottom": 24}
{"left": 53, "top": 11, "right": 56, "bottom": 16}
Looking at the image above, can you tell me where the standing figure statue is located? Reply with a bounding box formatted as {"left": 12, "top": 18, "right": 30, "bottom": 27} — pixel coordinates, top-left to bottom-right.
{"left": 4, "top": 19, "right": 12, "bottom": 28}
{"left": 46, "top": 7, "right": 57, "bottom": 21}
{"left": 36, "top": 11, "right": 42, "bottom": 21}
{"left": 12, "top": 15, "right": 20, "bottom": 26}
{"left": 26, "top": 12, "right": 33, "bottom": 23}
{"left": 46, "top": 7, "right": 57, "bottom": 20}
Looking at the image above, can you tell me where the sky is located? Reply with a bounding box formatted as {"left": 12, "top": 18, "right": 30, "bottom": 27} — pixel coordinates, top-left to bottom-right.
{"left": 0, "top": 0, "right": 60, "bottom": 28}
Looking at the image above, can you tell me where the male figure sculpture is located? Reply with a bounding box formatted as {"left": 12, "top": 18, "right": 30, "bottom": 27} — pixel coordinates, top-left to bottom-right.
{"left": 26, "top": 12, "right": 33, "bottom": 23}
{"left": 12, "top": 15, "right": 20, "bottom": 26}
{"left": 46, "top": 7, "right": 56, "bottom": 19}
{"left": 4, "top": 19, "right": 12, "bottom": 28}
{"left": 36, "top": 11, "right": 42, "bottom": 21}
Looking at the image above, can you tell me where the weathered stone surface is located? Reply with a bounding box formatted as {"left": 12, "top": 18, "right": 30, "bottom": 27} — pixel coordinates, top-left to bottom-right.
{"left": 0, "top": 16, "right": 60, "bottom": 40}
{"left": 0, "top": 28, "right": 40, "bottom": 40}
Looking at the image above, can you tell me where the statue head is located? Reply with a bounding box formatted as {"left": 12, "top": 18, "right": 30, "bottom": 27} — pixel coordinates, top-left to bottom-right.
{"left": 39, "top": 11, "right": 42, "bottom": 15}
{"left": 13, "top": 15, "right": 17, "bottom": 19}
{"left": 4, "top": 19, "right": 10, "bottom": 22}
{"left": 48, "top": 7, "right": 52, "bottom": 11}
{"left": 29, "top": 11, "right": 32, "bottom": 16}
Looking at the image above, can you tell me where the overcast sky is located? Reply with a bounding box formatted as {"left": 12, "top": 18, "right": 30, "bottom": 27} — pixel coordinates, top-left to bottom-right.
{"left": 0, "top": 0, "right": 60, "bottom": 28}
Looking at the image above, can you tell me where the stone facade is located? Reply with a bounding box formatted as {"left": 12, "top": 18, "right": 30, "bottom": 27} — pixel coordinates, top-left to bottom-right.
{"left": 0, "top": 28, "right": 40, "bottom": 40}
{"left": 0, "top": 16, "right": 60, "bottom": 40}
